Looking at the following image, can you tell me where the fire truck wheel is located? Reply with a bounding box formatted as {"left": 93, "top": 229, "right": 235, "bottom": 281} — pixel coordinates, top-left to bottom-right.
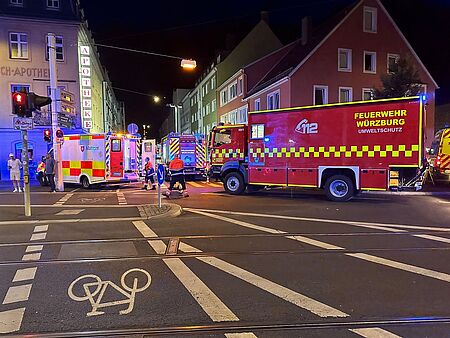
{"left": 324, "top": 175, "right": 354, "bottom": 202}
{"left": 224, "top": 172, "right": 245, "bottom": 195}
{"left": 80, "top": 176, "right": 90, "bottom": 189}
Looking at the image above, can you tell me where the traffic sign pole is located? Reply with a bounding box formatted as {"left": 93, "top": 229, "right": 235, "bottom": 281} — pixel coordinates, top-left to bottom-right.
{"left": 157, "top": 163, "right": 165, "bottom": 209}
{"left": 21, "top": 130, "right": 31, "bottom": 216}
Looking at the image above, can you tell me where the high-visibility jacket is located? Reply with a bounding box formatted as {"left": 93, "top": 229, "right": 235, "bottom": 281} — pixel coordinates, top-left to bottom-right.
{"left": 169, "top": 158, "right": 184, "bottom": 176}
{"left": 37, "top": 162, "right": 45, "bottom": 173}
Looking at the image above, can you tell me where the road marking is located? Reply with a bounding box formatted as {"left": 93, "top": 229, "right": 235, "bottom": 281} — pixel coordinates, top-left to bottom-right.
{"left": 0, "top": 204, "right": 139, "bottom": 208}
{"left": 132, "top": 221, "right": 240, "bottom": 322}
{"left": 53, "top": 193, "right": 74, "bottom": 206}
{"left": 116, "top": 189, "right": 127, "bottom": 205}
{"left": 12, "top": 268, "right": 37, "bottom": 282}
{"left": 68, "top": 268, "right": 151, "bottom": 317}
{"left": 208, "top": 182, "right": 223, "bottom": 188}
{"left": 0, "top": 308, "right": 25, "bottom": 334}
{"left": 413, "top": 234, "right": 450, "bottom": 244}
{"left": 350, "top": 328, "right": 401, "bottom": 337}
{"left": 185, "top": 208, "right": 450, "bottom": 233}
{"left": 179, "top": 242, "right": 347, "bottom": 318}
{"left": 55, "top": 209, "right": 84, "bottom": 216}
{"left": 225, "top": 333, "right": 258, "bottom": 338}
{"left": 30, "top": 233, "right": 46, "bottom": 241}
{"left": 2, "top": 284, "right": 32, "bottom": 304}
{"left": 0, "top": 217, "right": 147, "bottom": 226}
{"left": 187, "top": 181, "right": 203, "bottom": 188}
{"left": 190, "top": 210, "right": 450, "bottom": 284}
{"left": 34, "top": 225, "right": 49, "bottom": 232}
{"left": 133, "top": 221, "right": 393, "bottom": 337}
{"left": 25, "top": 245, "right": 43, "bottom": 253}
{"left": 22, "top": 253, "right": 41, "bottom": 261}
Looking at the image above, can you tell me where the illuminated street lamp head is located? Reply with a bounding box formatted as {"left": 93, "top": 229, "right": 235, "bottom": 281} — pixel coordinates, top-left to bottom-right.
{"left": 153, "top": 96, "right": 161, "bottom": 103}
{"left": 181, "top": 59, "right": 197, "bottom": 70}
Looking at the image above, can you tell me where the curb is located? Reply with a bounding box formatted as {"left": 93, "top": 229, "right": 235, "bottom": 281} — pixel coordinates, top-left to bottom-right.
{"left": 138, "top": 203, "right": 183, "bottom": 220}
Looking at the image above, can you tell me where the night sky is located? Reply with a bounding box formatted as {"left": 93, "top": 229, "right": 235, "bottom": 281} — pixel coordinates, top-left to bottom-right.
{"left": 78, "top": 0, "right": 450, "bottom": 138}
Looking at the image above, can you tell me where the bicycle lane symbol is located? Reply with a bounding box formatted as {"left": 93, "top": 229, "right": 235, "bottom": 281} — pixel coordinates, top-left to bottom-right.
{"left": 67, "top": 268, "right": 151, "bottom": 317}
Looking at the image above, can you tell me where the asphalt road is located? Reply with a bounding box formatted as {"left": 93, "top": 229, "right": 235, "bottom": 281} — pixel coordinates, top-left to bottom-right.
{"left": 0, "top": 180, "right": 449, "bottom": 337}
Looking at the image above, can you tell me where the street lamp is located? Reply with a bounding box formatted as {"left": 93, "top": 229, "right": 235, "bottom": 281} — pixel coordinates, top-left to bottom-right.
{"left": 181, "top": 59, "right": 197, "bottom": 70}
{"left": 153, "top": 96, "right": 161, "bottom": 104}
{"left": 167, "top": 104, "right": 182, "bottom": 133}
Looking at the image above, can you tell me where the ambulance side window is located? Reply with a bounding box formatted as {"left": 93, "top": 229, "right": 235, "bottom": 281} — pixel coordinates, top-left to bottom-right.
{"left": 251, "top": 124, "right": 264, "bottom": 139}
{"left": 112, "top": 139, "right": 121, "bottom": 152}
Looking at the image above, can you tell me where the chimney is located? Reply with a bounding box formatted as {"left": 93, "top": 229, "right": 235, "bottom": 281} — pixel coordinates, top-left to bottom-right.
{"left": 260, "top": 11, "right": 269, "bottom": 22}
{"left": 301, "top": 16, "right": 312, "bottom": 46}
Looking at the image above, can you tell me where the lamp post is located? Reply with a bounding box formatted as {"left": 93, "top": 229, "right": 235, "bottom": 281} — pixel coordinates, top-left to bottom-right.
{"left": 167, "top": 104, "right": 182, "bottom": 133}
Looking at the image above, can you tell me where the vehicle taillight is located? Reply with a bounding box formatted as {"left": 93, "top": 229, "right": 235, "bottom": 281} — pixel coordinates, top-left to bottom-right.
{"left": 436, "top": 155, "right": 441, "bottom": 166}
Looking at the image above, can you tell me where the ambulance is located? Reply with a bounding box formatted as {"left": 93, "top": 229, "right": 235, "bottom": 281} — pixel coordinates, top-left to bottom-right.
{"left": 428, "top": 128, "right": 450, "bottom": 182}
{"left": 161, "top": 133, "right": 207, "bottom": 179}
{"left": 60, "top": 133, "right": 140, "bottom": 188}
{"left": 209, "top": 96, "right": 425, "bottom": 201}
{"left": 140, "top": 139, "right": 157, "bottom": 170}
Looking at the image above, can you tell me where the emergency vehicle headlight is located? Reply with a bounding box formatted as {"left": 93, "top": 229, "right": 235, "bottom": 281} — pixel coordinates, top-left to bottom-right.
{"left": 264, "top": 137, "right": 270, "bottom": 142}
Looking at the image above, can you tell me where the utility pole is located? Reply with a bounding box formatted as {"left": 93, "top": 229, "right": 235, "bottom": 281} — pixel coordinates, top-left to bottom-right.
{"left": 47, "top": 33, "right": 64, "bottom": 192}
{"left": 21, "top": 130, "right": 31, "bottom": 216}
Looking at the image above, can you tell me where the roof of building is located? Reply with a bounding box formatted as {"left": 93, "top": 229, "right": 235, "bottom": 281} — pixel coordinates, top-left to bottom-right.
{"left": 246, "top": 1, "right": 358, "bottom": 98}
{"left": 0, "top": 0, "right": 80, "bottom": 22}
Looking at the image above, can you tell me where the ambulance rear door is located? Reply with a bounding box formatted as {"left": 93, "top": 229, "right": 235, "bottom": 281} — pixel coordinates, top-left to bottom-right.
{"left": 109, "top": 136, "right": 124, "bottom": 179}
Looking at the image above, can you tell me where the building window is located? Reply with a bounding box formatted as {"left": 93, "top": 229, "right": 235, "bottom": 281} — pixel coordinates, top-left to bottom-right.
{"left": 250, "top": 124, "right": 265, "bottom": 139}
{"left": 206, "top": 103, "right": 210, "bottom": 115}
{"left": 229, "top": 82, "right": 238, "bottom": 100}
{"left": 339, "top": 87, "right": 353, "bottom": 103}
{"left": 238, "top": 77, "right": 244, "bottom": 95}
{"left": 9, "top": 32, "right": 28, "bottom": 59}
{"left": 46, "top": 35, "right": 64, "bottom": 61}
{"left": 9, "top": 0, "right": 23, "bottom": 6}
{"left": 47, "top": 0, "right": 60, "bottom": 9}
{"left": 254, "top": 99, "right": 261, "bottom": 111}
{"left": 11, "top": 84, "right": 30, "bottom": 93}
{"left": 363, "top": 51, "right": 376, "bottom": 73}
{"left": 237, "top": 106, "right": 248, "bottom": 123}
{"left": 220, "top": 88, "right": 228, "bottom": 106}
{"left": 267, "top": 90, "right": 280, "bottom": 110}
{"left": 338, "top": 48, "right": 352, "bottom": 72}
{"left": 387, "top": 53, "right": 400, "bottom": 73}
{"left": 211, "top": 76, "right": 216, "bottom": 90}
{"left": 363, "top": 7, "right": 377, "bottom": 33}
{"left": 211, "top": 99, "right": 217, "bottom": 112}
{"left": 362, "top": 88, "right": 374, "bottom": 101}
{"left": 313, "top": 85, "right": 328, "bottom": 105}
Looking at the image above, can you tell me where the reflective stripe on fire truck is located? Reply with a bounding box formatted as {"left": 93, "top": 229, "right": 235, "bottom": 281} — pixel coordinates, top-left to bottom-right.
{"left": 196, "top": 142, "right": 207, "bottom": 167}
{"left": 250, "top": 144, "right": 420, "bottom": 159}
{"left": 105, "top": 135, "right": 111, "bottom": 178}
{"left": 62, "top": 160, "right": 105, "bottom": 178}
{"left": 169, "top": 138, "right": 180, "bottom": 160}
{"left": 212, "top": 148, "right": 245, "bottom": 159}
{"left": 440, "top": 155, "right": 450, "bottom": 169}
{"left": 136, "top": 138, "right": 142, "bottom": 172}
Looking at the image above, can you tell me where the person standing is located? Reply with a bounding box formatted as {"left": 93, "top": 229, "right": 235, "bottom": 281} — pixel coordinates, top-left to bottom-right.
{"left": 45, "top": 153, "right": 56, "bottom": 192}
{"left": 7, "top": 153, "right": 22, "bottom": 192}
{"left": 142, "top": 157, "right": 156, "bottom": 190}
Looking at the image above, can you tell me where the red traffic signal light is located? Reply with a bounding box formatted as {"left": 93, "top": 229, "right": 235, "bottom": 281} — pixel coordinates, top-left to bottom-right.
{"left": 12, "top": 92, "right": 29, "bottom": 117}
{"left": 44, "top": 129, "right": 52, "bottom": 142}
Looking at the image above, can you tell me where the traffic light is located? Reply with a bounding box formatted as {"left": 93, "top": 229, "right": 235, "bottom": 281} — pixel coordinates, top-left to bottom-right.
{"left": 44, "top": 129, "right": 51, "bottom": 142}
{"left": 28, "top": 93, "right": 52, "bottom": 112}
{"left": 12, "top": 92, "right": 29, "bottom": 117}
{"left": 11, "top": 92, "right": 52, "bottom": 118}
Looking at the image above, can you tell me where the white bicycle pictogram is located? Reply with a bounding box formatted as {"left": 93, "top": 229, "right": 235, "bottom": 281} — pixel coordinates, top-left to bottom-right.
{"left": 68, "top": 268, "right": 151, "bottom": 316}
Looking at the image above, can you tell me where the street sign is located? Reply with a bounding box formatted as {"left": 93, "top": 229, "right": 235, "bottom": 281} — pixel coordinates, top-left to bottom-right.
{"left": 58, "top": 113, "right": 73, "bottom": 128}
{"left": 13, "top": 117, "right": 34, "bottom": 130}
{"left": 127, "top": 123, "right": 139, "bottom": 135}
{"left": 157, "top": 164, "right": 165, "bottom": 185}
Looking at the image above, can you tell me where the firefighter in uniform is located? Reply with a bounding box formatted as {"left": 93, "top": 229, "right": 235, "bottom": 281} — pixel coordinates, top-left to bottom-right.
{"left": 168, "top": 155, "right": 187, "bottom": 195}
{"left": 142, "top": 157, "right": 156, "bottom": 190}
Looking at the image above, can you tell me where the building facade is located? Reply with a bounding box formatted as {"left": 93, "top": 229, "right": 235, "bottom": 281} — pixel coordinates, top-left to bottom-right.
{"left": 0, "top": 0, "right": 124, "bottom": 180}
{"left": 245, "top": 0, "right": 438, "bottom": 145}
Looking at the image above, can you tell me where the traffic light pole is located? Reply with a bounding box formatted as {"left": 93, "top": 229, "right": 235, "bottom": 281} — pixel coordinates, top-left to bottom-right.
{"left": 47, "top": 33, "right": 64, "bottom": 192}
{"left": 21, "top": 130, "right": 31, "bottom": 216}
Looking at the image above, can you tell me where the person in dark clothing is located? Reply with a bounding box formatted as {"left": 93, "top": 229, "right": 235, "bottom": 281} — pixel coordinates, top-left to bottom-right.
{"left": 142, "top": 157, "right": 156, "bottom": 190}
{"left": 45, "top": 153, "right": 56, "bottom": 192}
{"left": 168, "top": 155, "right": 186, "bottom": 192}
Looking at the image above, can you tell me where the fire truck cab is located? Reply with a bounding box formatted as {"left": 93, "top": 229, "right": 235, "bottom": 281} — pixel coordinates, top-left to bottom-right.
{"left": 209, "top": 97, "right": 424, "bottom": 201}
{"left": 427, "top": 128, "right": 450, "bottom": 182}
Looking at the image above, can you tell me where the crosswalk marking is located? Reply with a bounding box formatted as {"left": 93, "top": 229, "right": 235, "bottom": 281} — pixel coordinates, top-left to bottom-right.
{"left": 2, "top": 284, "right": 32, "bottom": 305}
{"left": 225, "top": 333, "right": 258, "bottom": 338}
{"left": 53, "top": 193, "right": 73, "bottom": 206}
{"left": 189, "top": 209, "right": 450, "bottom": 285}
{"left": 132, "top": 221, "right": 240, "bottom": 322}
{"left": 12, "top": 268, "right": 37, "bottom": 283}
{"left": 208, "top": 182, "right": 223, "bottom": 188}
{"left": 0, "top": 308, "right": 25, "bottom": 334}
{"left": 55, "top": 209, "right": 84, "bottom": 216}
{"left": 350, "top": 328, "right": 401, "bottom": 338}
{"left": 116, "top": 189, "right": 127, "bottom": 205}
{"left": 187, "top": 181, "right": 203, "bottom": 188}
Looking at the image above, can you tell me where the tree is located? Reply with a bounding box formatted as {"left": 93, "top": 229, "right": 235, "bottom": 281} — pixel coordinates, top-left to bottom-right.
{"left": 374, "top": 55, "right": 424, "bottom": 99}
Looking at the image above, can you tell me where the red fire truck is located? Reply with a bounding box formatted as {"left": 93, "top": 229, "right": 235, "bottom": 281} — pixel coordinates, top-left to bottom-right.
{"left": 209, "top": 96, "right": 424, "bottom": 201}
{"left": 427, "top": 128, "right": 450, "bottom": 182}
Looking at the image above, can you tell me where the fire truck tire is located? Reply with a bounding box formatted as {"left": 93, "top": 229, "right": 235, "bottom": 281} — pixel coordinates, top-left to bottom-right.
{"left": 324, "top": 175, "right": 354, "bottom": 202}
{"left": 80, "top": 176, "right": 90, "bottom": 189}
{"left": 224, "top": 172, "right": 245, "bottom": 195}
